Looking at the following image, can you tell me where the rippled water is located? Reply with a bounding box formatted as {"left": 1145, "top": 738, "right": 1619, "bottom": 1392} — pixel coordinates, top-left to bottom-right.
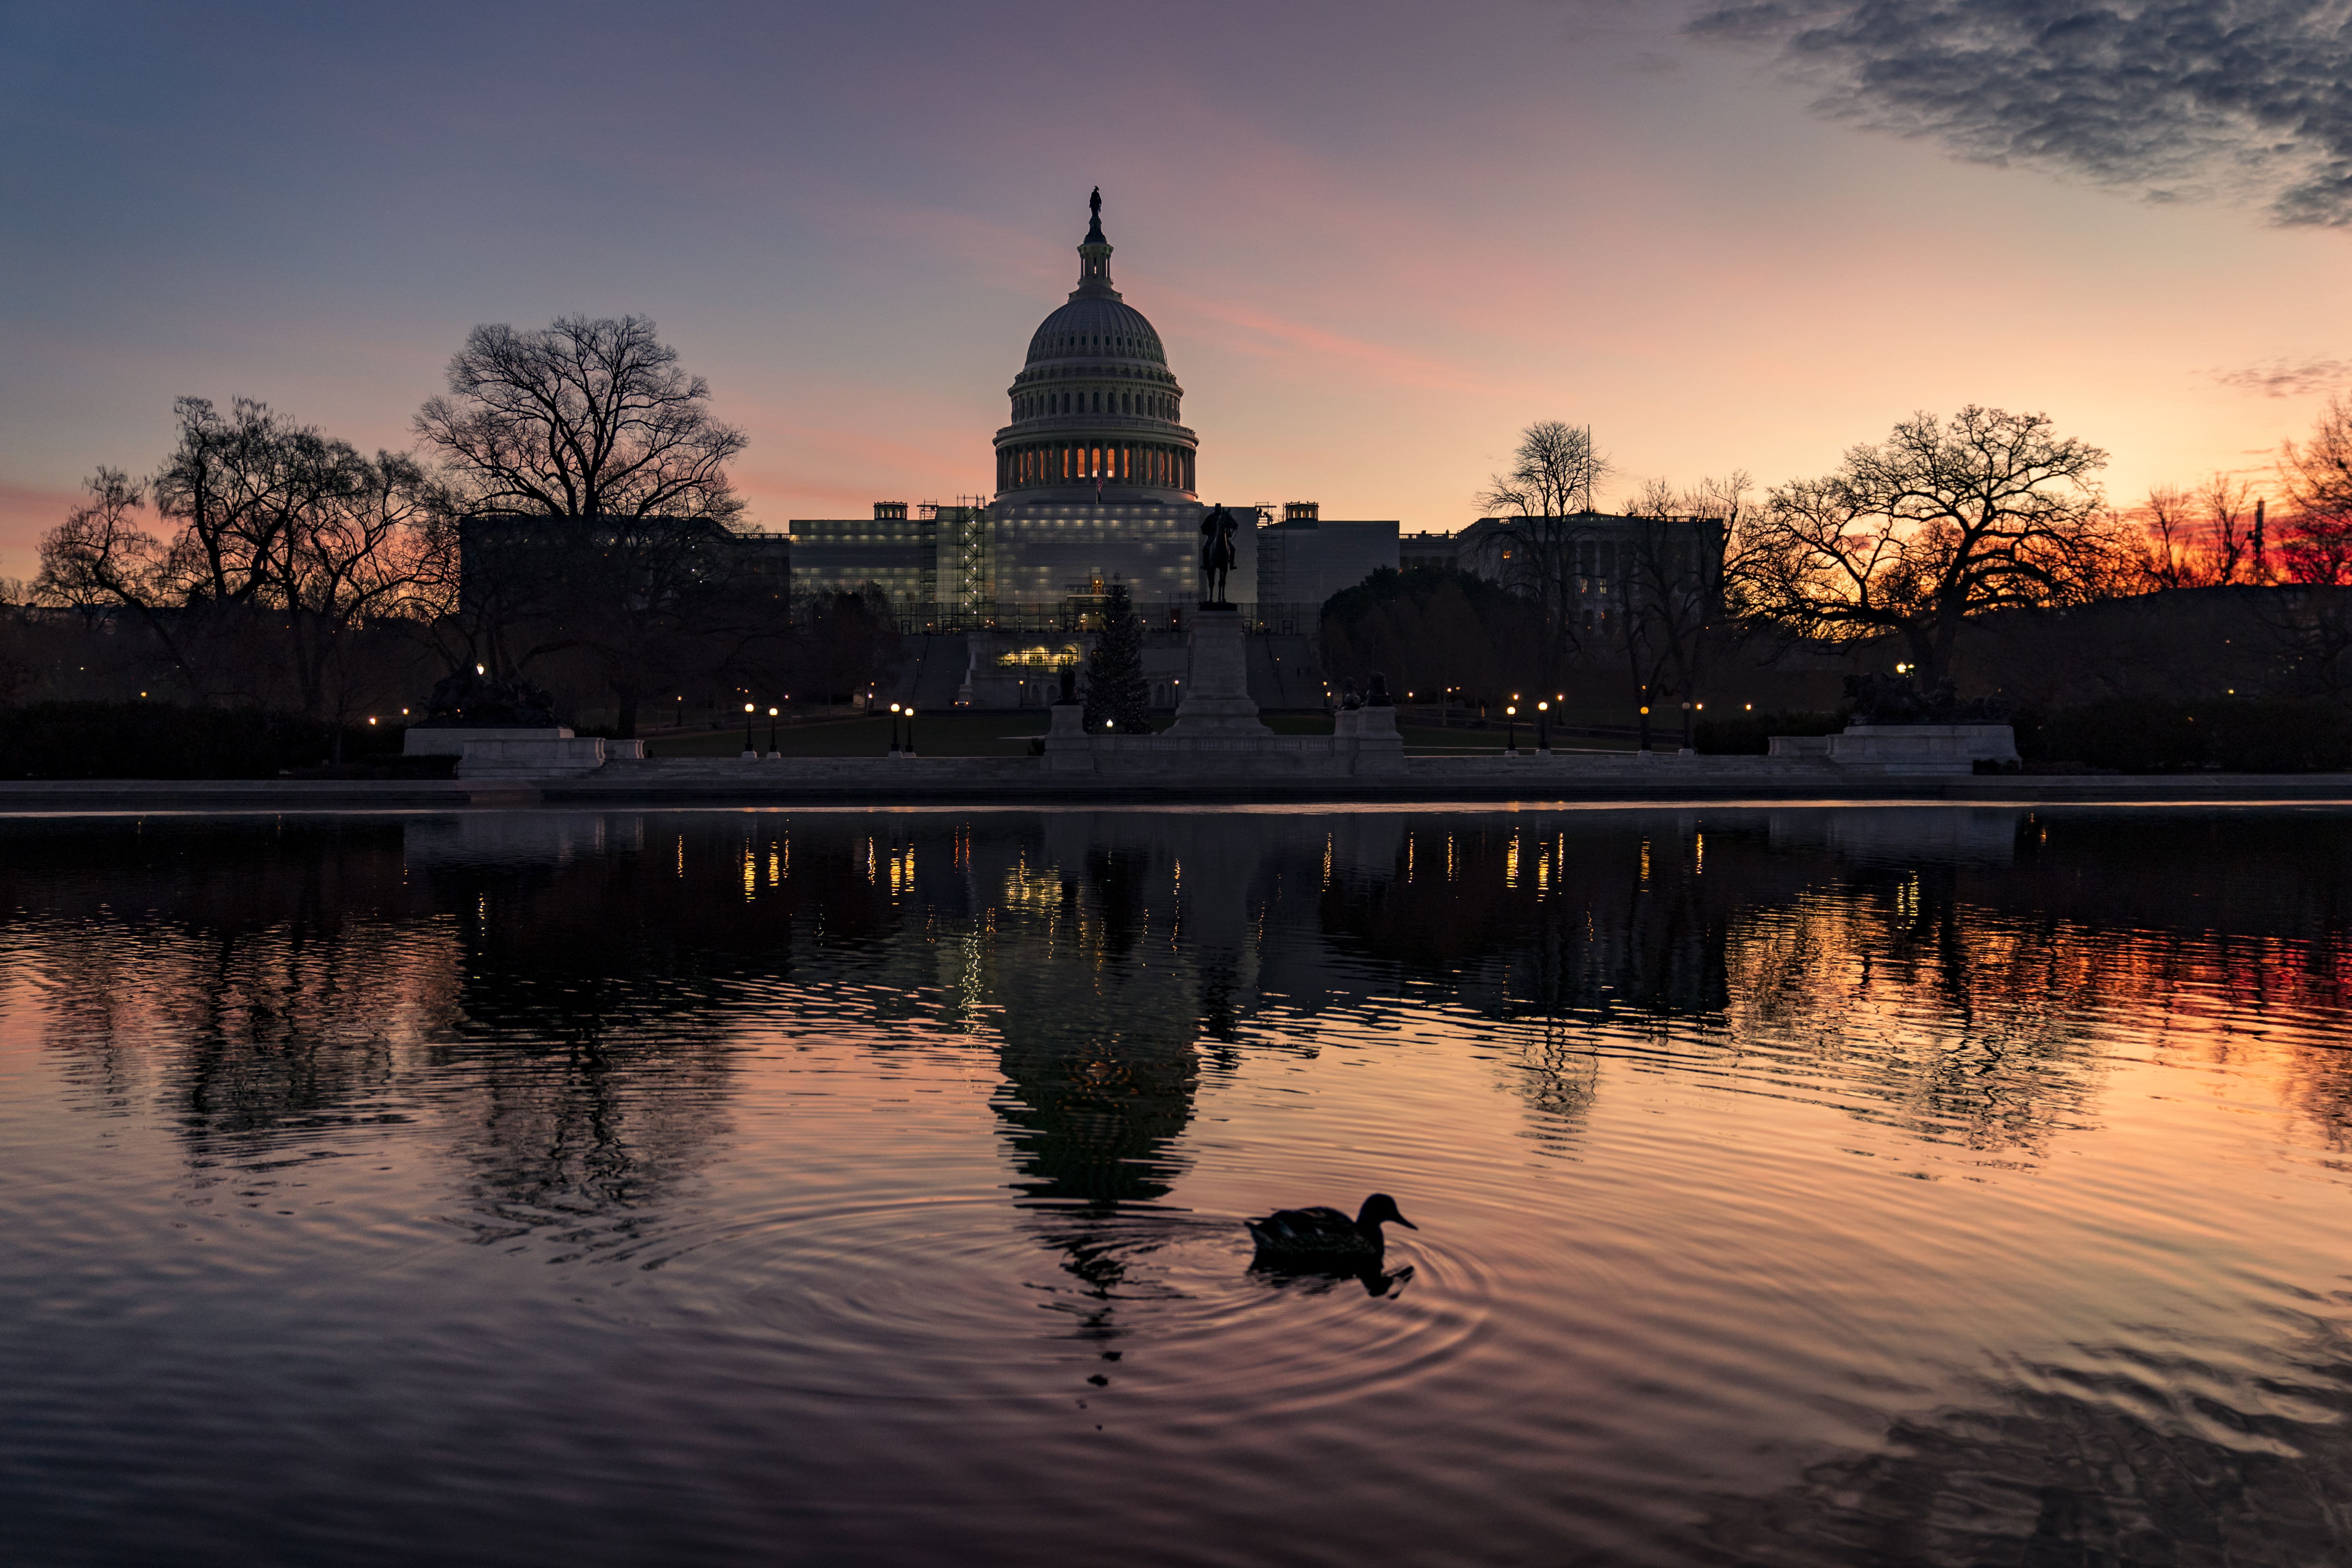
{"left": 5, "top": 805, "right": 2352, "bottom": 1566}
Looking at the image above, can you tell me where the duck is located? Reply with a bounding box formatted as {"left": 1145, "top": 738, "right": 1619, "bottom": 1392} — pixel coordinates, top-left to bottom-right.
{"left": 1245, "top": 1193, "right": 1417, "bottom": 1258}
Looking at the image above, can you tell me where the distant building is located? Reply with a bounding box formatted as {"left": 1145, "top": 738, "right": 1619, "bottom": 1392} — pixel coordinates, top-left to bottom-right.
{"left": 1454, "top": 513, "right": 1725, "bottom": 633}
{"left": 1399, "top": 530, "right": 1459, "bottom": 573}
{"left": 1255, "top": 503, "right": 1398, "bottom": 624}
{"left": 786, "top": 501, "right": 987, "bottom": 616}
{"left": 456, "top": 511, "right": 788, "bottom": 617}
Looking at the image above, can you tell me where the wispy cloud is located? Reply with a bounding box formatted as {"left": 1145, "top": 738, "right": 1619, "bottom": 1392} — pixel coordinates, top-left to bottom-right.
{"left": 2212, "top": 355, "right": 2352, "bottom": 395}
{"left": 1686, "top": 2, "right": 2352, "bottom": 225}
{"left": 1154, "top": 287, "right": 1486, "bottom": 394}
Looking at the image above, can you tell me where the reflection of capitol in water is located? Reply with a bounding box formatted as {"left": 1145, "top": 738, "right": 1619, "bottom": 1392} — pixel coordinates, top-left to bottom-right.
{"left": 13, "top": 807, "right": 2352, "bottom": 1565}
{"left": 12, "top": 806, "right": 2352, "bottom": 1211}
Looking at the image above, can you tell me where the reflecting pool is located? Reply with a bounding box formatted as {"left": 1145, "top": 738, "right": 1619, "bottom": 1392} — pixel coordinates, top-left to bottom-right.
{"left": 5, "top": 805, "right": 2352, "bottom": 1566}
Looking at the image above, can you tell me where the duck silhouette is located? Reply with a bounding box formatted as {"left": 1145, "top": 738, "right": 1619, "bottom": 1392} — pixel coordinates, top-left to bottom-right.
{"left": 1244, "top": 1193, "right": 1416, "bottom": 1259}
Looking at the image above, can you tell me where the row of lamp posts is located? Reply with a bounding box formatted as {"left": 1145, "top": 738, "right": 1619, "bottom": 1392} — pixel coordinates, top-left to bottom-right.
{"left": 734, "top": 697, "right": 919, "bottom": 760}
{"left": 1502, "top": 694, "right": 1555, "bottom": 757}
{"left": 740, "top": 702, "right": 784, "bottom": 759}
{"left": 1499, "top": 691, "right": 1707, "bottom": 757}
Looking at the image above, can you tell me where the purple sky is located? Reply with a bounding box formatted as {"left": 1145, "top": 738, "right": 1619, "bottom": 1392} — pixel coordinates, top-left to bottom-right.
{"left": 5, "top": 0, "right": 2348, "bottom": 580}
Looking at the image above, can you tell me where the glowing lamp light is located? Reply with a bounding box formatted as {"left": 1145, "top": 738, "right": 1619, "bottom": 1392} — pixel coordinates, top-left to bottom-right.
{"left": 744, "top": 703, "right": 754, "bottom": 713}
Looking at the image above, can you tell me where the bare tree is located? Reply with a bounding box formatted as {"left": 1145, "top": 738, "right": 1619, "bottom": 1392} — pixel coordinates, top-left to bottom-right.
{"left": 1477, "top": 421, "right": 1612, "bottom": 682}
{"left": 2249, "top": 394, "right": 2352, "bottom": 696}
{"left": 2278, "top": 393, "right": 2352, "bottom": 585}
{"left": 2134, "top": 475, "right": 2260, "bottom": 590}
{"left": 1621, "top": 473, "right": 1748, "bottom": 749}
{"left": 267, "top": 448, "right": 449, "bottom": 733}
{"left": 36, "top": 400, "right": 445, "bottom": 721}
{"left": 416, "top": 315, "right": 747, "bottom": 524}
{"left": 413, "top": 316, "right": 766, "bottom": 729}
{"left": 1740, "top": 407, "right": 2115, "bottom": 687}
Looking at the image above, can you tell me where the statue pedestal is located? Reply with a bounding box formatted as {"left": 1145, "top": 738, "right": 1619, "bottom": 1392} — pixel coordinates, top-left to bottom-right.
{"left": 403, "top": 724, "right": 572, "bottom": 756}
{"left": 1766, "top": 723, "right": 2018, "bottom": 772}
{"left": 1334, "top": 701, "right": 1406, "bottom": 772}
{"left": 1043, "top": 701, "right": 1095, "bottom": 771}
{"left": 1168, "top": 607, "right": 1269, "bottom": 737}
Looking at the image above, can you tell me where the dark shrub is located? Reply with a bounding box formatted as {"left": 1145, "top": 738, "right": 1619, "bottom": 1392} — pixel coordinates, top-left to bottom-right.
{"left": 2019, "top": 698, "right": 2352, "bottom": 773}
{"left": 0, "top": 702, "right": 402, "bottom": 779}
{"left": 1694, "top": 710, "right": 1844, "bottom": 756}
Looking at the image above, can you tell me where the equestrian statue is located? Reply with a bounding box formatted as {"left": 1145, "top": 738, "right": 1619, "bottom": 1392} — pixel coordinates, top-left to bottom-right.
{"left": 1198, "top": 505, "right": 1238, "bottom": 608}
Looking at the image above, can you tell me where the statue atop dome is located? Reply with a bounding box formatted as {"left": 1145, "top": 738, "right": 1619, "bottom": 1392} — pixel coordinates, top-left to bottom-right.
{"left": 1076, "top": 189, "right": 1115, "bottom": 294}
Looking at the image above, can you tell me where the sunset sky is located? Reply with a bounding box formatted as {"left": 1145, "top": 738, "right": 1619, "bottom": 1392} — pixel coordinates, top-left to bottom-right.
{"left": 4, "top": 0, "right": 2349, "bottom": 581}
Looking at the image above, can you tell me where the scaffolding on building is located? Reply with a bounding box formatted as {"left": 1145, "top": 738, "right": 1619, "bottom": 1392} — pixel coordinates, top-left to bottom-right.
{"left": 913, "top": 497, "right": 993, "bottom": 618}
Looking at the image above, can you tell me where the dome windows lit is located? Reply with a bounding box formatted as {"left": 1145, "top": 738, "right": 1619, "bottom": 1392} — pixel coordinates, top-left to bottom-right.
{"left": 992, "top": 192, "right": 1197, "bottom": 502}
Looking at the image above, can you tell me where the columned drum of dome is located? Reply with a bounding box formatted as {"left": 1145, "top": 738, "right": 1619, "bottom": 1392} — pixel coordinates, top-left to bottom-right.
{"left": 992, "top": 191, "right": 1198, "bottom": 507}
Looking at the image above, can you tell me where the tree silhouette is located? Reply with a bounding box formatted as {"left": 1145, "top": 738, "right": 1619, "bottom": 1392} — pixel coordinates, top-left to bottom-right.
{"left": 1081, "top": 582, "right": 1151, "bottom": 733}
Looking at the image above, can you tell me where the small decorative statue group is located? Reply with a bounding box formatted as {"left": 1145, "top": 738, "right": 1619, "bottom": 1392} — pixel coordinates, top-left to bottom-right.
{"left": 1843, "top": 671, "right": 2012, "bottom": 725}
{"left": 425, "top": 668, "right": 557, "bottom": 728}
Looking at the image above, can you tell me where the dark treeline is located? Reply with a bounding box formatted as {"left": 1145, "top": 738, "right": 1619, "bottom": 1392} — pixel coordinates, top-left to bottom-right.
{"left": 1322, "top": 400, "right": 2352, "bottom": 763}
{"left": 13, "top": 317, "right": 905, "bottom": 750}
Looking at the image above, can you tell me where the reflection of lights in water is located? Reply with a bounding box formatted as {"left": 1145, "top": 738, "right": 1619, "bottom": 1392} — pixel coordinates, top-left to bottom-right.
{"left": 954, "top": 926, "right": 987, "bottom": 1020}
{"left": 1506, "top": 835, "right": 1519, "bottom": 888}
{"left": 1000, "top": 864, "right": 1064, "bottom": 913}
{"left": 1640, "top": 839, "right": 1651, "bottom": 882}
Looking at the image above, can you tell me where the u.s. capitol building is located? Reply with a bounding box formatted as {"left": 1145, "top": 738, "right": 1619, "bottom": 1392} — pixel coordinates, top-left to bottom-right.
{"left": 788, "top": 194, "right": 1399, "bottom": 664}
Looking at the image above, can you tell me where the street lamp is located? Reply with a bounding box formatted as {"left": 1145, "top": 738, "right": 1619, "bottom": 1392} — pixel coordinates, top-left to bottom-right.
{"left": 888, "top": 702, "right": 902, "bottom": 757}
{"left": 741, "top": 702, "right": 757, "bottom": 759}
{"left": 903, "top": 702, "right": 917, "bottom": 757}
{"left": 767, "top": 706, "right": 780, "bottom": 758}
{"left": 1536, "top": 699, "right": 1551, "bottom": 754}
{"left": 1505, "top": 703, "right": 1519, "bottom": 756}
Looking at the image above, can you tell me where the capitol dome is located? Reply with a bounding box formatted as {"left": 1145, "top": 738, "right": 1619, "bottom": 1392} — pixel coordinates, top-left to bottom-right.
{"left": 993, "top": 192, "right": 1197, "bottom": 503}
